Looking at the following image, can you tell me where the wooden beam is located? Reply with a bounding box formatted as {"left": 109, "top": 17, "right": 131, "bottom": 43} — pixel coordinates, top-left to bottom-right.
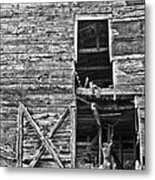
{"left": 76, "top": 66, "right": 111, "bottom": 71}
{"left": 21, "top": 103, "right": 64, "bottom": 168}
{"left": 48, "top": 107, "right": 70, "bottom": 138}
{"left": 16, "top": 103, "right": 23, "bottom": 167}
{"left": 79, "top": 47, "right": 108, "bottom": 53}
{"left": 76, "top": 87, "right": 142, "bottom": 96}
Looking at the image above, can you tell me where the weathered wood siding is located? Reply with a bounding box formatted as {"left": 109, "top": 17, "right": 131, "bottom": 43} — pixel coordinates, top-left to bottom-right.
{"left": 0, "top": 0, "right": 145, "bottom": 167}
{"left": 111, "top": 0, "right": 145, "bottom": 159}
{"left": 0, "top": 2, "right": 77, "bottom": 167}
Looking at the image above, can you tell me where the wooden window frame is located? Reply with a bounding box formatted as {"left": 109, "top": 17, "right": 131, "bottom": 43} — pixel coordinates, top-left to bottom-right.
{"left": 74, "top": 14, "right": 112, "bottom": 63}
{"left": 74, "top": 14, "right": 113, "bottom": 89}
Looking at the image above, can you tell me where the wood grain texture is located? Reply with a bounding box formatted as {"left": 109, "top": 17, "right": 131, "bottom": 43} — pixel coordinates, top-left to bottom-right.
{"left": 0, "top": 1, "right": 145, "bottom": 168}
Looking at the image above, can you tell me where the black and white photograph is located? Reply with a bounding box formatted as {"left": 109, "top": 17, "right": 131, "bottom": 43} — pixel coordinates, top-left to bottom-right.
{"left": 0, "top": 0, "right": 146, "bottom": 171}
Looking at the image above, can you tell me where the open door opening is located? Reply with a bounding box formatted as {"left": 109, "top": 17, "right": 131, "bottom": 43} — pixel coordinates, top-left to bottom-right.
{"left": 75, "top": 97, "right": 138, "bottom": 169}
{"left": 74, "top": 17, "right": 142, "bottom": 170}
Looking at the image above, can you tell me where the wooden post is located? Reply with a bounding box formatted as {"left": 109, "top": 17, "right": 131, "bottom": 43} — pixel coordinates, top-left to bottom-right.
{"left": 98, "top": 126, "right": 102, "bottom": 166}
{"left": 70, "top": 107, "right": 76, "bottom": 168}
{"left": 16, "top": 103, "right": 23, "bottom": 167}
{"left": 134, "top": 96, "right": 143, "bottom": 169}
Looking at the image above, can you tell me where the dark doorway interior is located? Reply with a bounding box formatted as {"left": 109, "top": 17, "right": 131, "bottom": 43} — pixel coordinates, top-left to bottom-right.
{"left": 76, "top": 98, "right": 137, "bottom": 169}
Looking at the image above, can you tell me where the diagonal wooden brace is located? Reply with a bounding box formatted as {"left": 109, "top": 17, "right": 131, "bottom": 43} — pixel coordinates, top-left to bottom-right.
{"left": 21, "top": 103, "right": 64, "bottom": 168}
{"left": 48, "top": 107, "right": 70, "bottom": 138}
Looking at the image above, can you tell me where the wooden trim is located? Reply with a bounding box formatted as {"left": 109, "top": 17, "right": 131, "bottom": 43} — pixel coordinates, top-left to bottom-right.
{"left": 21, "top": 103, "right": 64, "bottom": 168}
{"left": 75, "top": 14, "right": 112, "bottom": 21}
{"left": 74, "top": 19, "right": 78, "bottom": 62}
{"left": 75, "top": 14, "right": 112, "bottom": 63}
{"left": 108, "top": 19, "right": 112, "bottom": 62}
{"left": 112, "top": 61, "right": 117, "bottom": 100}
{"left": 16, "top": 103, "right": 23, "bottom": 167}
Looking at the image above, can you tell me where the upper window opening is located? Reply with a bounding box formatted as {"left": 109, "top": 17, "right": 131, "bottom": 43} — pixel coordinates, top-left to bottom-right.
{"left": 76, "top": 20, "right": 112, "bottom": 88}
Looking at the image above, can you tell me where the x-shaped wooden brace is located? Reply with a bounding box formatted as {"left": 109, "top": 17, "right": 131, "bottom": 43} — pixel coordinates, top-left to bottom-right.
{"left": 20, "top": 103, "right": 70, "bottom": 168}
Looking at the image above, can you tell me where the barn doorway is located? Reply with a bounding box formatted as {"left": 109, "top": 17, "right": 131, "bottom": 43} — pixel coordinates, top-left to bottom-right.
{"left": 75, "top": 97, "right": 138, "bottom": 169}
{"left": 74, "top": 17, "right": 140, "bottom": 169}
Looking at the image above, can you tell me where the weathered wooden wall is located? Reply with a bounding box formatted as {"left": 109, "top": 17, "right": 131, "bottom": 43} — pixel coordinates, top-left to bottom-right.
{"left": 0, "top": 0, "right": 145, "bottom": 168}
{"left": 111, "top": 0, "right": 145, "bottom": 161}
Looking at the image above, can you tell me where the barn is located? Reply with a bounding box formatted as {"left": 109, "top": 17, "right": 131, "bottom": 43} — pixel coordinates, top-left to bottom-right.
{"left": 0, "top": 0, "right": 145, "bottom": 169}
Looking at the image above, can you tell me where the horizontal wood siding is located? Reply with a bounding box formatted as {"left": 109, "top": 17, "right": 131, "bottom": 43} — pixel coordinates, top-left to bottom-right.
{"left": 0, "top": 1, "right": 145, "bottom": 167}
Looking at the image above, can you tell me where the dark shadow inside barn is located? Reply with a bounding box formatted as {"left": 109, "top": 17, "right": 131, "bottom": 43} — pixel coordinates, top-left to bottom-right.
{"left": 75, "top": 97, "right": 140, "bottom": 169}
{"left": 75, "top": 19, "right": 141, "bottom": 169}
{"left": 75, "top": 20, "right": 112, "bottom": 88}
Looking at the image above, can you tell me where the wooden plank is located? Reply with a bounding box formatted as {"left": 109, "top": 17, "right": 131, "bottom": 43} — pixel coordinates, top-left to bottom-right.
{"left": 79, "top": 47, "right": 108, "bottom": 53}
{"left": 21, "top": 103, "right": 64, "bottom": 168}
{"left": 76, "top": 66, "right": 111, "bottom": 71}
{"left": 48, "top": 107, "right": 70, "bottom": 138}
{"left": 16, "top": 103, "right": 23, "bottom": 167}
{"left": 70, "top": 107, "right": 76, "bottom": 168}
{"left": 76, "top": 87, "right": 142, "bottom": 96}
